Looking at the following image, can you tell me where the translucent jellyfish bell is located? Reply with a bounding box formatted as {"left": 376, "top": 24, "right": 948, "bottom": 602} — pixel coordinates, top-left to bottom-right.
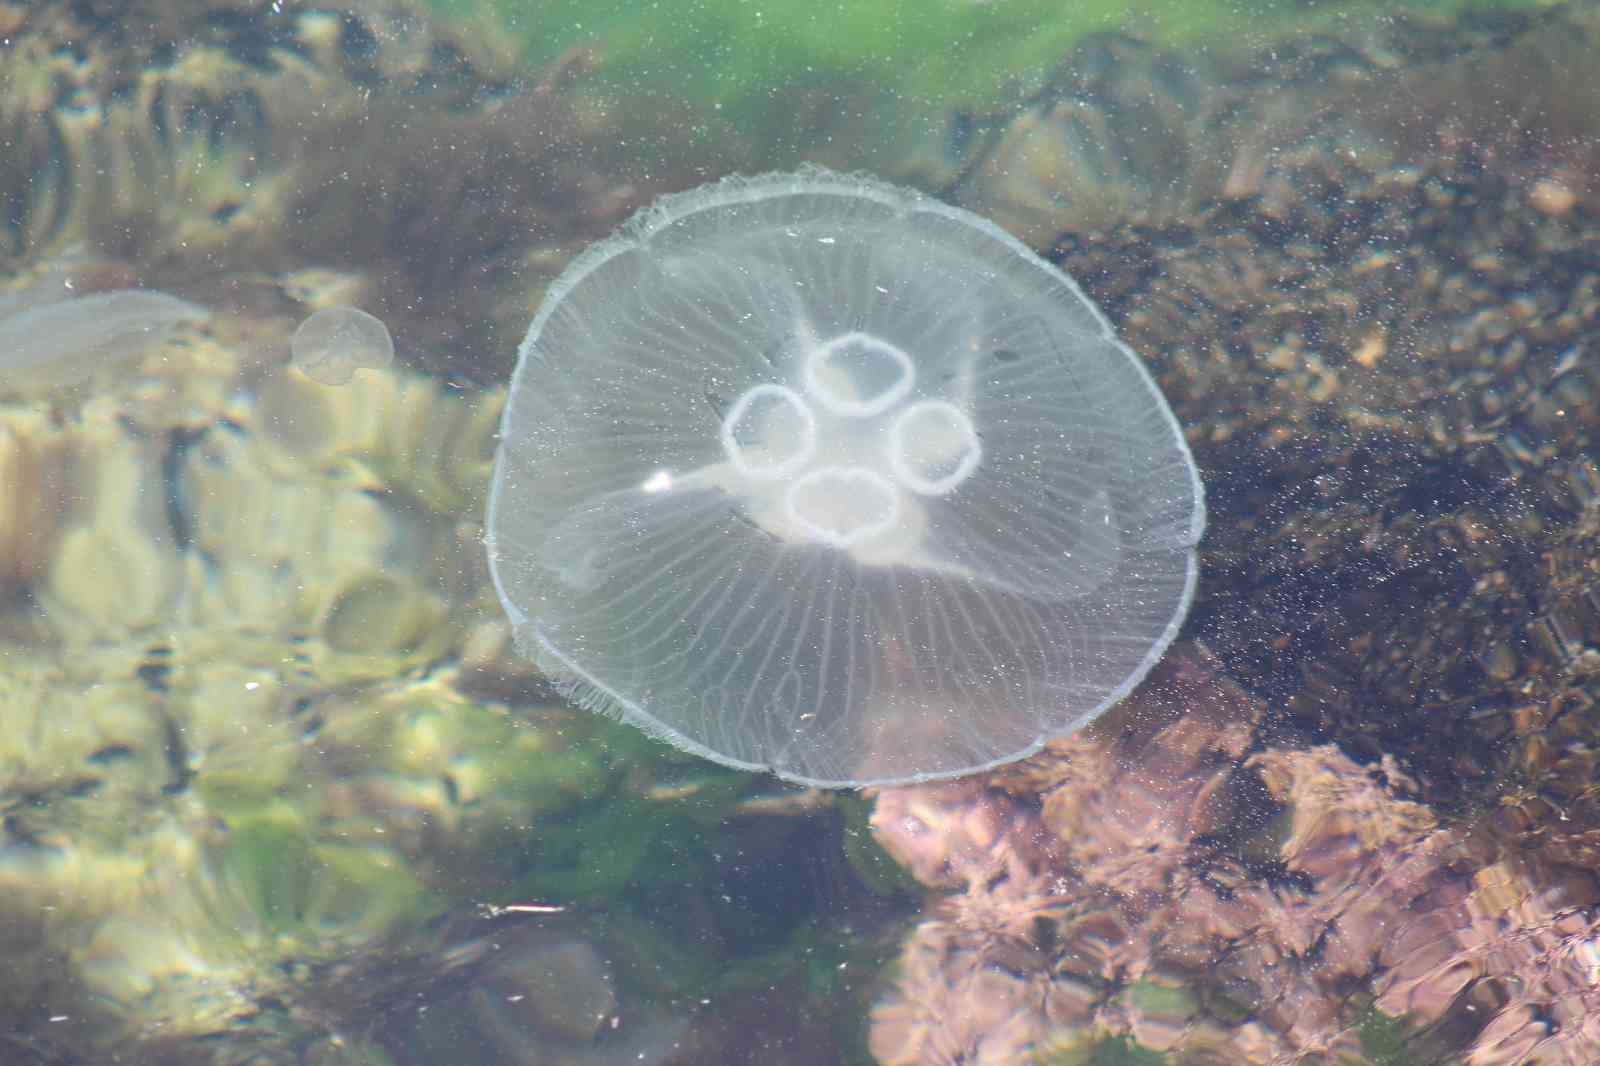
{"left": 291, "top": 306, "right": 394, "bottom": 385}
{"left": 487, "top": 167, "right": 1205, "bottom": 788}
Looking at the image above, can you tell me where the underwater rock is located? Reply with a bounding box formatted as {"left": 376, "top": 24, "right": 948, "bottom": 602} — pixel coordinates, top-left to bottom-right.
{"left": 869, "top": 645, "right": 1278, "bottom": 1064}
{"left": 253, "top": 352, "right": 502, "bottom": 518}
{"left": 990, "top": 6, "right": 1600, "bottom": 833}
{"left": 0, "top": 0, "right": 647, "bottom": 382}
{"left": 953, "top": 34, "right": 1220, "bottom": 248}
{"left": 40, "top": 421, "right": 186, "bottom": 636}
{"left": 0, "top": 408, "right": 71, "bottom": 599}
{"left": 365, "top": 920, "right": 688, "bottom": 1066}
{"left": 1252, "top": 747, "right": 1600, "bottom": 1066}
{"left": 869, "top": 647, "right": 1600, "bottom": 1064}
{"left": 469, "top": 936, "right": 617, "bottom": 1043}
{"left": 954, "top": 10, "right": 1600, "bottom": 246}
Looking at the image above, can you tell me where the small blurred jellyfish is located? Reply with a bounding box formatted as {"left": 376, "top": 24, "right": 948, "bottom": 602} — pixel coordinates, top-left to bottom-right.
{"left": 487, "top": 167, "right": 1205, "bottom": 788}
{"left": 290, "top": 306, "right": 394, "bottom": 385}
{"left": 0, "top": 289, "right": 209, "bottom": 388}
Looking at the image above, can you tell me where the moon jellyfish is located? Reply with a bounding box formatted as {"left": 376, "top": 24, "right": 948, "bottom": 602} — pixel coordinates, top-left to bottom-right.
{"left": 487, "top": 167, "right": 1205, "bottom": 787}
{"left": 0, "top": 289, "right": 209, "bottom": 388}
{"left": 290, "top": 306, "right": 394, "bottom": 385}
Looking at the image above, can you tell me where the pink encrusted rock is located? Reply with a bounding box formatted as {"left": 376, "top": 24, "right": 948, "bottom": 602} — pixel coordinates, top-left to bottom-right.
{"left": 867, "top": 643, "right": 1600, "bottom": 1065}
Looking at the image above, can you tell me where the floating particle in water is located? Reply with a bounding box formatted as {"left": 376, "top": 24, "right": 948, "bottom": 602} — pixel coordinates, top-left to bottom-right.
{"left": 486, "top": 167, "right": 1204, "bottom": 788}
{"left": 290, "top": 306, "right": 394, "bottom": 386}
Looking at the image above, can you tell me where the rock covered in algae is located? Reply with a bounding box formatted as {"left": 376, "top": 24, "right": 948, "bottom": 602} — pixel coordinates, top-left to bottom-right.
{"left": 0, "top": 0, "right": 656, "bottom": 382}
{"left": 947, "top": 5, "right": 1600, "bottom": 848}
{"left": 952, "top": 11, "right": 1600, "bottom": 245}
{"left": 868, "top": 646, "right": 1600, "bottom": 1065}
{"left": 0, "top": 246, "right": 560, "bottom": 1063}
{"left": 0, "top": 407, "right": 71, "bottom": 598}
{"left": 0, "top": 240, "right": 508, "bottom": 661}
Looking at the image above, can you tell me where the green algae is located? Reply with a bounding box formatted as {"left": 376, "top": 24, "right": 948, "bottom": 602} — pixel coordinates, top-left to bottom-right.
{"left": 501, "top": 760, "right": 749, "bottom": 902}
{"left": 595, "top": 895, "right": 886, "bottom": 1065}
{"left": 1032, "top": 1034, "right": 1170, "bottom": 1066}
{"left": 838, "top": 792, "right": 921, "bottom": 898}
{"left": 429, "top": 0, "right": 1558, "bottom": 121}
{"left": 1356, "top": 1006, "right": 1427, "bottom": 1066}
{"left": 1125, "top": 978, "right": 1199, "bottom": 1022}
{"left": 218, "top": 807, "right": 440, "bottom": 944}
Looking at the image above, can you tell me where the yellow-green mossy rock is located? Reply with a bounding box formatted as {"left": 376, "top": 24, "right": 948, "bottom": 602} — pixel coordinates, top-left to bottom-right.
{"left": 0, "top": 408, "right": 71, "bottom": 597}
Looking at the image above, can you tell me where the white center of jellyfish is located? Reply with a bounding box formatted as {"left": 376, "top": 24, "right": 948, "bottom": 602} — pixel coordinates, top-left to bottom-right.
{"left": 710, "top": 329, "right": 984, "bottom": 564}
{"left": 802, "top": 331, "right": 916, "bottom": 416}
{"left": 721, "top": 382, "right": 817, "bottom": 479}
{"left": 786, "top": 466, "right": 901, "bottom": 547}
{"left": 888, "top": 399, "right": 982, "bottom": 496}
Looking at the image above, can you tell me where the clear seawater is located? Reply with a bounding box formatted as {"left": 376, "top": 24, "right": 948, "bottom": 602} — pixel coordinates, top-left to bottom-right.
{"left": 1, "top": 1, "right": 1597, "bottom": 1064}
